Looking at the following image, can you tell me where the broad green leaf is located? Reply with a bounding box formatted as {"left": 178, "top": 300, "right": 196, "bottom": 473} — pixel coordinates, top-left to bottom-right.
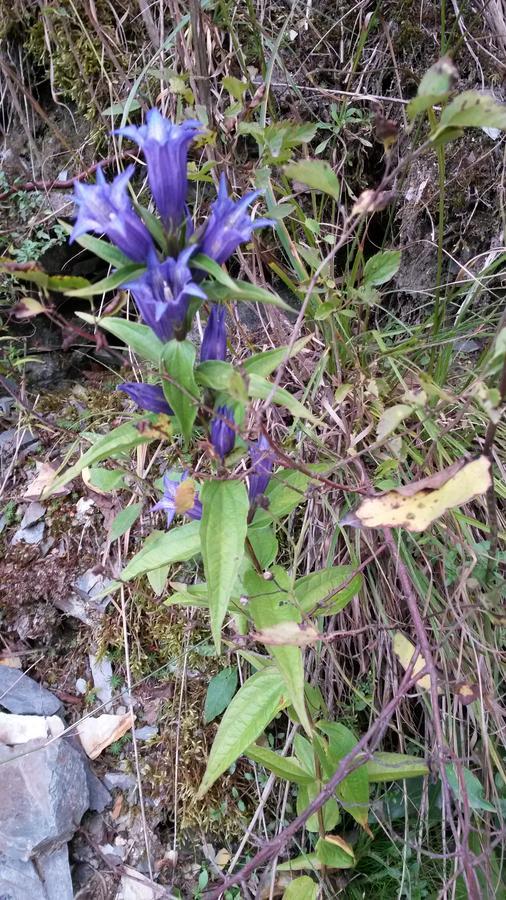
{"left": 318, "top": 722, "right": 369, "bottom": 827}
{"left": 248, "top": 374, "right": 318, "bottom": 422}
{"left": 66, "top": 263, "right": 144, "bottom": 297}
{"left": 431, "top": 92, "right": 506, "bottom": 144}
{"left": 162, "top": 340, "right": 200, "bottom": 444}
{"left": 244, "top": 569, "right": 311, "bottom": 734}
{"left": 165, "top": 582, "right": 211, "bottom": 608}
{"left": 204, "top": 278, "right": 290, "bottom": 310}
{"left": 109, "top": 502, "right": 143, "bottom": 542}
{"left": 407, "top": 56, "right": 457, "bottom": 118}
{"left": 294, "top": 566, "right": 362, "bottom": 615}
{"left": 204, "top": 667, "right": 238, "bottom": 724}
{"left": 296, "top": 782, "right": 340, "bottom": 832}
{"left": 195, "top": 361, "right": 247, "bottom": 400}
{"left": 121, "top": 521, "right": 201, "bottom": 580}
{"left": 79, "top": 316, "right": 164, "bottom": 365}
{"left": 200, "top": 480, "right": 249, "bottom": 652}
{"left": 282, "top": 877, "right": 318, "bottom": 899}
{"left": 57, "top": 220, "right": 132, "bottom": 267}
{"left": 247, "top": 744, "right": 315, "bottom": 785}
{"left": 277, "top": 853, "right": 322, "bottom": 872}
{"left": 247, "top": 524, "right": 278, "bottom": 568}
{"left": 284, "top": 159, "right": 341, "bottom": 201}
{"left": 253, "top": 469, "right": 310, "bottom": 526}
{"left": 365, "top": 752, "right": 429, "bottom": 782}
{"left": 42, "top": 420, "right": 157, "bottom": 498}
{"left": 243, "top": 335, "right": 312, "bottom": 377}
{"left": 445, "top": 764, "right": 496, "bottom": 812}
{"left": 0, "top": 259, "right": 90, "bottom": 293}
{"left": 87, "top": 467, "right": 126, "bottom": 492}
{"left": 315, "top": 835, "right": 355, "bottom": 868}
{"left": 103, "top": 99, "right": 142, "bottom": 116}
{"left": 197, "top": 667, "right": 285, "bottom": 797}
{"left": 363, "top": 250, "right": 401, "bottom": 287}
{"left": 293, "top": 734, "right": 315, "bottom": 774}
{"left": 192, "top": 254, "right": 238, "bottom": 290}
{"left": 147, "top": 565, "right": 170, "bottom": 596}
{"left": 223, "top": 75, "right": 247, "bottom": 100}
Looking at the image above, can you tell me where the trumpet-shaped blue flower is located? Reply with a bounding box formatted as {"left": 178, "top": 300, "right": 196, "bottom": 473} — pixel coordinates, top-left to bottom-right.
{"left": 126, "top": 246, "right": 206, "bottom": 342}
{"left": 70, "top": 165, "right": 154, "bottom": 263}
{"left": 152, "top": 470, "right": 202, "bottom": 528}
{"left": 210, "top": 405, "right": 236, "bottom": 460}
{"left": 248, "top": 434, "right": 276, "bottom": 501}
{"left": 118, "top": 382, "right": 173, "bottom": 415}
{"left": 198, "top": 174, "right": 274, "bottom": 266}
{"left": 200, "top": 305, "right": 227, "bottom": 362}
{"left": 117, "top": 110, "right": 203, "bottom": 231}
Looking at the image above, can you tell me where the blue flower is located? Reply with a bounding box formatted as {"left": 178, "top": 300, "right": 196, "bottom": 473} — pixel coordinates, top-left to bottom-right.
{"left": 117, "top": 109, "right": 203, "bottom": 231}
{"left": 70, "top": 165, "right": 154, "bottom": 263}
{"left": 198, "top": 174, "right": 274, "bottom": 266}
{"left": 118, "top": 382, "right": 173, "bottom": 415}
{"left": 152, "top": 470, "right": 202, "bottom": 528}
{"left": 200, "top": 305, "right": 227, "bottom": 362}
{"left": 248, "top": 434, "right": 276, "bottom": 501}
{"left": 210, "top": 405, "right": 236, "bottom": 460}
{"left": 126, "top": 246, "right": 206, "bottom": 342}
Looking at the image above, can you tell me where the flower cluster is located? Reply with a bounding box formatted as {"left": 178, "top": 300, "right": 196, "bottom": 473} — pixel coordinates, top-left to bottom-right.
{"left": 70, "top": 109, "right": 276, "bottom": 527}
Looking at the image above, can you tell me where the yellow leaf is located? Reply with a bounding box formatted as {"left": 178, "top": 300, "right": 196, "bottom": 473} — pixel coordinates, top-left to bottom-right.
{"left": 392, "top": 632, "right": 442, "bottom": 693}
{"left": 343, "top": 456, "right": 491, "bottom": 532}
{"left": 253, "top": 622, "right": 320, "bottom": 646}
{"left": 323, "top": 834, "right": 355, "bottom": 857}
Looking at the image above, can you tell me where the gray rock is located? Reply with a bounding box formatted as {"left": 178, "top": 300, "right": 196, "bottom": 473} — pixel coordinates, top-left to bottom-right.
{"left": 0, "top": 666, "right": 61, "bottom": 716}
{"left": 0, "top": 737, "right": 89, "bottom": 860}
{"left": 11, "top": 521, "right": 45, "bottom": 545}
{"left": 85, "top": 768, "right": 112, "bottom": 813}
{"left": 20, "top": 502, "right": 45, "bottom": 529}
{"left": 103, "top": 771, "right": 137, "bottom": 792}
{"left": 134, "top": 726, "right": 158, "bottom": 742}
{"left": 0, "top": 849, "right": 73, "bottom": 900}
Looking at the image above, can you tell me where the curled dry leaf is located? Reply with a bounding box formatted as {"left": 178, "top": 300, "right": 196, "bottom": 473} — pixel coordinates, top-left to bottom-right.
{"left": 23, "top": 462, "right": 70, "bottom": 499}
{"left": 342, "top": 456, "right": 491, "bottom": 532}
{"left": 392, "top": 632, "right": 442, "bottom": 694}
{"left": 253, "top": 622, "right": 320, "bottom": 646}
{"left": 77, "top": 711, "right": 135, "bottom": 759}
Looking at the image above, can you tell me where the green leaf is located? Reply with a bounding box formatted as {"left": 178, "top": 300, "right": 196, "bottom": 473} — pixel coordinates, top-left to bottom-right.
{"left": 365, "top": 752, "right": 429, "bottom": 782}
{"left": 431, "top": 92, "right": 506, "bottom": 144}
{"left": 407, "top": 56, "right": 457, "bottom": 118}
{"left": 204, "top": 278, "right": 290, "bottom": 310}
{"left": 315, "top": 836, "right": 355, "bottom": 868}
{"left": 284, "top": 159, "right": 341, "bottom": 201}
{"left": 297, "top": 781, "right": 340, "bottom": 832}
{"left": 147, "top": 565, "right": 170, "bottom": 596}
{"left": 66, "top": 263, "right": 144, "bottom": 297}
{"left": 204, "top": 667, "right": 238, "bottom": 724}
{"left": 445, "top": 764, "right": 496, "bottom": 812}
{"left": 103, "top": 99, "right": 142, "bottom": 116}
{"left": 42, "top": 420, "right": 157, "bottom": 498}
{"left": 57, "top": 220, "right": 132, "bottom": 267}
{"left": 243, "top": 336, "right": 312, "bottom": 377}
{"left": 162, "top": 340, "right": 200, "bottom": 444}
{"left": 277, "top": 853, "right": 322, "bottom": 872}
{"left": 294, "top": 566, "right": 362, "bottom": 615}
{"left": 253, "top": 469, "right": 310, "bottom": 526}
{"left": 200, "top": 480, "right": 249, "bottom": 652}
{"left": 363, "top": 250, "right": 401, "bottom": 287}
{"left": 87, "top": 467, "right": 126, "bottom": 492}
{"left": 247, "top": 744, "right": 315, "bottom": 785}
{"left": 121, "top": 521, "right": 201, "bottom": 580}
{"left": 317, "top": 722, "right": 369, "bottom": 827}
{"left": 223, "top": 75, "right": 247, "bottom": 100}
{"left": 282, "top": 877, "right": 317, "bottom": 900}
{"left": 197, "top": 667, "right": 285, "bottom": 797}
{"left": 109, "top": 502, "right": 143, "bottom": 542}
{"left": 248, "top": 374, "right": 318, "bottom": 422}
{"left": 376, "top": 403, "right": 412, "bottom": 441}
{"left": 247, "top": 524, "right": 278, "bottom": 568}
{"left": 244, "top": 569, "right": 311, "bottom": 734}
{"left": 80, "top": 316, "right": 164, "bottom": 365}
{"left": 195, "top": 360, "right": 247, "bottom": 400}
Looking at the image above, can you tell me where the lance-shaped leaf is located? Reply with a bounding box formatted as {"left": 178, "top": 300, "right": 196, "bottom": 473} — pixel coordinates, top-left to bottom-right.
{"left": 121, "top": 521, "right": 201, "bottom": 580}
{"left": 42, "top": 420, "right": 160, "bottom": 498}
{"left": 318, "top": 722, "right": 369, "bottom": 828}
{"left": 162, "top": 339, "right": 200, "bottom": 445}
{"left": 78, "top": 314, "right": 164, "bottom": 365}
{"left": 200, "top": 480, "right": 249, "bottom": 653}
{"left": 197, "top": 666, "right": 285, "bottom": 797}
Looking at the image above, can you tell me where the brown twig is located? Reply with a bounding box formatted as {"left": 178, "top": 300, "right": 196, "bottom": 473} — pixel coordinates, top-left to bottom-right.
{"left": 0, "top": 151, "right": 137, "bottom": 202}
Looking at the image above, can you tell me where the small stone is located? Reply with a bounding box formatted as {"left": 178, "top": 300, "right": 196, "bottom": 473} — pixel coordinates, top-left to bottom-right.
{"left": 89, "top": 652, "right": 114, "bottom": 705}
{"left": 11, "top": 521, "right": 45, "bottom": 545}
{"left": 134, "top": 726, "right": 158, "bottom": 742}
{"left": 103, "top": 772, "right": 137, "bottom": 792}
{"left": 116, "top": 867, "right": 167, "bottom": 900}
{"left": 20, "top": 501, "right": 45, "bottom": 529}
{"left": 75, "top": 677, "right": 87, "bottom": 695}
{"left": 0, "top": 666, "right": 61, "bottom": 716}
